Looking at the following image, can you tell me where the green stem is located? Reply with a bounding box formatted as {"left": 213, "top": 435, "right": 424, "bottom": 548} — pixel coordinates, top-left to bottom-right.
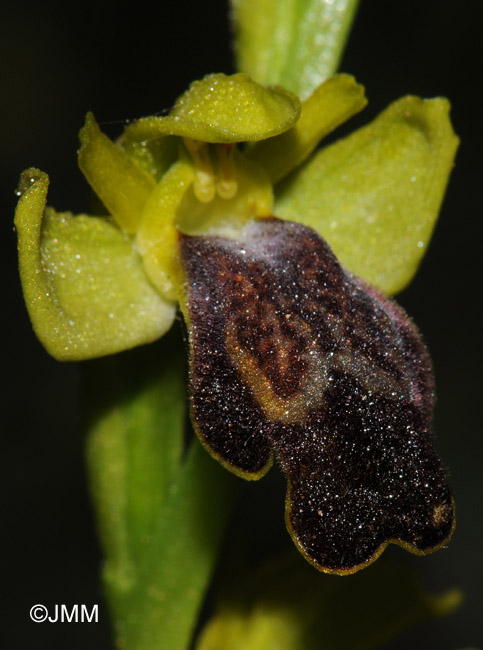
{"left": 82, "top": 327, "right": 239, "bottom": 649}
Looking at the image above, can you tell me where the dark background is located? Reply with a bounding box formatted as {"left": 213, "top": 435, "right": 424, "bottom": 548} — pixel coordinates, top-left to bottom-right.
{"left": 2, "top": 0, "right": 482, "bottom": 648}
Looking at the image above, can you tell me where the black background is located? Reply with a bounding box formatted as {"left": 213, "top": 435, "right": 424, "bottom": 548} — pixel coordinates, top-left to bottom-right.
{"left": 2, "top": 0, "right": 482, "bottom": 648}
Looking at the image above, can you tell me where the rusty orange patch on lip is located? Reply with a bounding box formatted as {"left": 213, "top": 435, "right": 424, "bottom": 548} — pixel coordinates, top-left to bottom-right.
{"left": 225, "top": 310, "right": 327, "bottom": 424}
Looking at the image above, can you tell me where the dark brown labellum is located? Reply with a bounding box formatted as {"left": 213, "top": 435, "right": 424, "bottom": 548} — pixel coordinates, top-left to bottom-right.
{"left": 179, "top": 217, "right": 454, "bottom": 574}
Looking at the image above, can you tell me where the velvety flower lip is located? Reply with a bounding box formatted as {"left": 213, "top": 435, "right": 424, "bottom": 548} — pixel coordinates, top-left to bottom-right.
{"left": 179, "top": 217, "right": 455, "bottom": 574}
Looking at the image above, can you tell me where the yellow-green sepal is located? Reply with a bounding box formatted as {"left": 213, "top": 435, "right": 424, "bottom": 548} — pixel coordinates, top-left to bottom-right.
{"left": 15, "top": 169, "right": 175, "bottom": 361}
{"left": 78, "top": 112, "right": 157, "bottom": 233}
{"left": 275, "top": 96, "right": 459, "bottom": 294}
{"left": 247, "top": 74, "right": 367, "bottom": 183}
{"left": 123, "top": 73, "right": 301, "bottom": 144}
{"left": 231, "top": 0, "right": 360, "bottom": 100}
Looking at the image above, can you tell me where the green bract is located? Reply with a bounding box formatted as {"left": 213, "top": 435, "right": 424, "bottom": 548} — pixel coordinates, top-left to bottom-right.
{"left": 232, "top": 0, "right": 360, "bottom": 99}
{"left": 15, "top": 72, "right": 458, "bottom": 361}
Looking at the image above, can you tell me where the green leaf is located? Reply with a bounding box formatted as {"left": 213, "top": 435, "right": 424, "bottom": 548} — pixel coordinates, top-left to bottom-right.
{"left": 123, "top": 73, "right": 301, "bottom": 143}
{"left": 15, "top": 169, "right": 175, "bottom": 361}
{"left": 78, "top": 112, "right": 157, "bottom": 233}
{"left": 231, "top": 0, "right": 360, "bottom": 99}
{"left": 247, "top": 74, "right": 367, "bottom": 183}
{"left": 84, "top": 334, "right": 239, "bottom": 650}
{"left": 196, "top": 554, "right": 461, "bottom": 650}
{"left": 275, "top": 96, "right": 459, "bottom": 294}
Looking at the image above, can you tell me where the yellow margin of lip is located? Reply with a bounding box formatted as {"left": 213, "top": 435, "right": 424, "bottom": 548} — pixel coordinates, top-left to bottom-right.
{"left": 189, "top": 405, "right": 275, "bottom": 482}
{"left": 284, "top": 484, "right": 456, "bottom": 575}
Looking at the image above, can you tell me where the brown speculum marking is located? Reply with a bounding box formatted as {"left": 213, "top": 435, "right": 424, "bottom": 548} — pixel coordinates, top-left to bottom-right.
{"left": 180, "top": 217, "right": 454, "bottom": 574}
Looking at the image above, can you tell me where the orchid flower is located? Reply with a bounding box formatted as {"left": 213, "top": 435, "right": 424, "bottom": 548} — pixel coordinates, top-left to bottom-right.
{"left": 14, "top": 1, "right": 460, "bottom": 647}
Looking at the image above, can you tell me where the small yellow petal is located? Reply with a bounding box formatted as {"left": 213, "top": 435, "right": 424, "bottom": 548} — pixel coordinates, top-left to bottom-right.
{"left": 78, "top": 112, "right": 156, "bottom": 233}
{"left": 248, "top": 74, "right": 367, "bottom": 183}
{"left": 136, "top": 160, "right": 196, "bottom": 300}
